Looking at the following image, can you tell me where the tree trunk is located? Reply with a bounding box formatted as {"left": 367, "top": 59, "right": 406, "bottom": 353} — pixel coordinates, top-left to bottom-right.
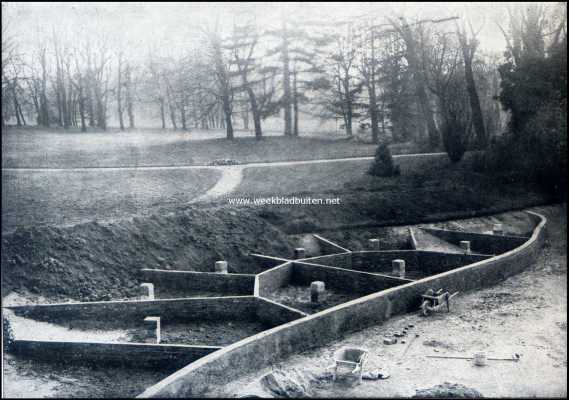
{"left": 166, "top": 85, "right": 177, "bottom": 129}
{"left": 343, "top": 75, "right": 353, "bottom": 136}
{"left": 461, "top": 46, "right": 487, "bottom": 148}
{"left": 292, "top": 69, "right": 299, "bottom": 136}
{"left": 180, "top": 97, "right": 187, "bottom": 131}
{"left": 39, "top": 49, "right": 50, "bottom": 126}
{"left": 12, "top": 81, "right": 22, "bottom": 127}
{"left": 78, "top": 82, "right": 87, "bottom": 132}
{"left": 159, "top": 97, "right": 166, "bottom": 129}
{"left": 125, "top": 64, "right": 135, "bottom": 129}
{"left": 246, "top": 87, "right": 263, "bottom": 140}
{"left": 282, "top": 22, "right": 292, "bottom": 136}
{"left": 401, "top": 26, "right": 439, "bottom": 148}
{"left": 222, "top": 93, "right": 234, "bottom": 140}
{"left": 368, "top": 84, "right": 380, "bottom": 144}
{"left": 117, "top": 56, "right": 125, "bottom": 130}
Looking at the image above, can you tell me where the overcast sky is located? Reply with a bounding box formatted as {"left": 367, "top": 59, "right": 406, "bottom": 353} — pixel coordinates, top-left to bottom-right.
{"left": 5, "top": 2, "right": 542, "bottom": 58}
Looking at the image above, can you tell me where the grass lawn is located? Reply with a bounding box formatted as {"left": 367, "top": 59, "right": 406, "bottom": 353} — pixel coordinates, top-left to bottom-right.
{"left": 2, "top": 127, "right": 379, "bottom": 168}
{"left": 235, "top": 153, "right": 457, "bottom": 196}
{"left": 1, "top": 168, "right": 220, "bottom": 233}
{"left": 228, "top": 156, "right": 555, "bottom": 233}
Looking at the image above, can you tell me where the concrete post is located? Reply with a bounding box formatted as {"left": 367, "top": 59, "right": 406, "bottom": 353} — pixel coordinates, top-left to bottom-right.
{"left": 310, "top": 281, "right": 326, "bottom": 303}
{"left": 493, "top": 224, "right": 503, "bottom": 235}
{"left": 392, "top": 259, "right": 406, "bottom": 278}
{"left": 368, "top": 239, "right": 380, "bottom": 251}
{"left": 215, "top": 261, "right": 228, "bottom": 274}
{"left": 294, "top": 248, "right": 306, "bottom": 259}
{"left": 460, "top": 241, "right": 471, "bottom": 254}
{"left": 143, "top": 316, "right": 161, "bottom": 344}
{"left": 140, "top": 283, "right": 155, "bottom": 300}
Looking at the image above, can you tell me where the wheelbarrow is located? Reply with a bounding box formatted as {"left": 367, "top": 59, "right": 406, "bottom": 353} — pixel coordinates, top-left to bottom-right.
{"left": 332, "top": 347, "right": 368, "bottom": 383}
{"left": 420, "top": 288, "right": 460, "bottom": 316}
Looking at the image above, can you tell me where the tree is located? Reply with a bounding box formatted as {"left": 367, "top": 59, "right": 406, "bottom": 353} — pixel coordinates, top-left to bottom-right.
{"left": 427, "top": 31, "right": 471, "bottom": 162}
{"left": 227, "top": 22, "right": 264, "bottom": 139}
{"left": 266, "top": 18, "right": 329, "bottom": 136}
{"left": 387, "top": 17, "right": 462, "bottom": 149}
{"left": 324, "top": 24, "right": 362, "bottom": 136}
{"left": 116, "top": 50, "right": 125, "bottom": 130}
{"left": 204, "top": 25, "right": 235, "bottom": 140}
{"left": 356, "top": 21, "right": 383, "bottom": 144}
{"left": 457, "top": 20, "right": 487, "bottom": 148}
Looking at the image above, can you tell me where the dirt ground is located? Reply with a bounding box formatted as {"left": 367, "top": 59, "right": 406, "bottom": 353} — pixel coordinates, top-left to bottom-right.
{"left": 213, "top": 205, "right": 567, "bottom": 398}
{"left": 264, "top": 284, "right": 362, "bottom": 315}
{"left": 2, "top": 206, "right": 565, "bottom": 398}
{"left": 1, "top": 207, "right": 295, "bottom": 303}
{"left": 7, "top": 311, "right": 269, "bottom": 347}
{"left": 2, "top": 354, "right": 173, "bottom": 398}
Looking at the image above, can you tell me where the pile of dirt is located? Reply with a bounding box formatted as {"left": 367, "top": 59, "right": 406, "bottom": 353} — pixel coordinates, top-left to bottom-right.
{"left": 1, "top": 207, "right": 294, "bottom": 303}
{"left": 413, "top": 382, "right": 484, "bottom": 398}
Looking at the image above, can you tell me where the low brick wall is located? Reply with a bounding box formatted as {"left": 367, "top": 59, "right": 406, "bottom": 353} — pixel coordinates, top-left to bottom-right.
{"left": 140, "top": 269, "right": 255, "bottom": 296}
{"left": 312, "top": 234, "right": 350, "bottom": 254}
{"left": 417, "top": 251, "right": 492, "bottom": 275}
{"left": 11, "top": 339, "right": 222, "bottom": 370}
{"left": 292, "top": 262, "right": 412, "bottom": 295}
{"left": 255, "top": 297, "right": 307, "bottom": 327}
{"left": 138, "top": 211, "right": 546, "bottom": 398}
{"left": 256, "top": 262, "right": 294, "bottom": 298}
{"left": 351, "top": 251, "right": 420, "bottom": 274}
{"left": 6, "top": 296, "right": 258, "bottom": 325}
{"left": 249, "top": 254, "right": 291, "bottom": 273}
{"left": 301, "top": 252, "right": 352, "bottom": 269}
{"left": 420, "top": 228, "right": 529, "bottom": 255}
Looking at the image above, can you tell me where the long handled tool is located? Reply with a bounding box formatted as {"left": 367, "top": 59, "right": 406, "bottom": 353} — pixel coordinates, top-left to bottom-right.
{"left": 426, "top": 354, "right": 520, "bottom": 362}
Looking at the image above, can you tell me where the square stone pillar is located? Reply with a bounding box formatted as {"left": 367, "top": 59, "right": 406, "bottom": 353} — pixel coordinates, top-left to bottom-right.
{"left": 143, "top": 316, "right": 161, "bottom": 344}
{"left": 310, "top": 281, "right": 326, "bottom": 303}
{"left": 493, "top": 224, "right": 503, "bottom": 235}
{"left": 215, "top": 261, "right": 228, "bottom": 274}
{"left": 294, "top": 248, "right": 306, "bottom": 259}
{"left": 140, "top": 283, "right": 155, "bottom": 300}
{"left": 392, "top": 259, "right": 406, "bottom": 278}
{"left": 460, "top": 241, "right": 471, "bottom": 254}
{"left": 368, "top": 239, "right": 380, "bottom": 251}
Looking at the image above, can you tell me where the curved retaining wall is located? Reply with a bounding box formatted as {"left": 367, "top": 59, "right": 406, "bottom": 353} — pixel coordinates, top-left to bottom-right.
{"left": 138, "top": 211, "right": 546, "bottom": 398}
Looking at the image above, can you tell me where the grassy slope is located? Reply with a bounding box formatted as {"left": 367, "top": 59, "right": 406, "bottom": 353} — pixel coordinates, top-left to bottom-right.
{"left": 2, "top": 128, "right": 377, "bottom": 168}
{"left": 2, "top": 168, "right": 220, "bottom": 233}
{"left": 228, "top": 156, "right": 555, "bottom": 233}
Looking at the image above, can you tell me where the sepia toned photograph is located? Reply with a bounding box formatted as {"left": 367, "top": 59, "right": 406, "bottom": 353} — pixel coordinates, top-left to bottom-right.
{"left": 1, "top": 2, "right": 567, "bottom": 398}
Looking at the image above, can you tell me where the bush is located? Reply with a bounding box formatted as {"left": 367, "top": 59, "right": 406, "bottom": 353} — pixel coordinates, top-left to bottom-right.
{"left": 474, "top": 102, "right": 567, "bottom": 198}
{"left": 368, "top": 143, "right": 400, "bottom": 177}
{"left": 441, "top": 116, "right": 469, "bottom": 163}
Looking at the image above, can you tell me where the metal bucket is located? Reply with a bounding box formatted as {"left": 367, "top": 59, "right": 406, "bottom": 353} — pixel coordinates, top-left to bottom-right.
{"left": 473, "top": 352, "right": 487, "bottom": 366}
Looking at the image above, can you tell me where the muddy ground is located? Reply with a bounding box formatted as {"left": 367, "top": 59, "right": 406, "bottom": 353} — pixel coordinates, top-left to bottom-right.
{"left": 214, "top": 205, "right": 567, "bottom": 398}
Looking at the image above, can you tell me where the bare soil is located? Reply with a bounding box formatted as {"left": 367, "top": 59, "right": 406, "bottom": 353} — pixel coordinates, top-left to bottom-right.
{"left": 264, "top": 284, "right": 362, "bottom": 315}
{"left": 1, "top": 208, "right": 295, "bottom": 303}
{"left": 2, "top": 353, "right": 173, "bottom": 398}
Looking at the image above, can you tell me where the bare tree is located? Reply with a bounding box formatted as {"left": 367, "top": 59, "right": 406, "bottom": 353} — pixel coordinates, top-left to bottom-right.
{"left": 204, "top": 25, "right": 235, "bottom": 140}
{"left": 457, "top": 20, "right": 487, "bottom": 148}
